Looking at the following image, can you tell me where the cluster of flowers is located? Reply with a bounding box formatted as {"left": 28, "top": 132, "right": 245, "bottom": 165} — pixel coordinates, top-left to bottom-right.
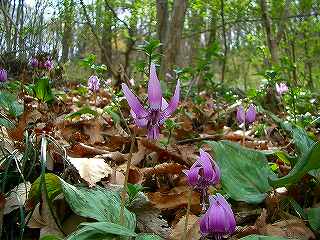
{"left": 121, "top": 63, "right": 236, "bottom": 238}
{"left": 88, "top": 75, "right": 100, "bottom": 92}
{"left": 184, "top": 149, "right": 236, "bottom": 238}
{"left": 30, "top": 57, "right": 53, "bottom": 70}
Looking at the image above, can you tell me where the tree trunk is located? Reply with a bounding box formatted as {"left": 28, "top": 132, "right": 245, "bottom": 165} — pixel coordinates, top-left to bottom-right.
{"left": 259, "top": 0, "right": 279, "bottom": 65}
{"left": 220, "top": 0, "right": 228, "bottom": 83}
{"left": 189, "top": 8, "right": 202, "bottom": 66}
{"left": 101, "top": 1, "right": 112, "bottom": 66}
{"left": 156, "top": 0, "right": 168, "bottom": 48}
{"left": 61, "top": 0, "right": 74, "bottom": 63}
{"left": 160, "top": 0, "right": 187, "bottom": 79}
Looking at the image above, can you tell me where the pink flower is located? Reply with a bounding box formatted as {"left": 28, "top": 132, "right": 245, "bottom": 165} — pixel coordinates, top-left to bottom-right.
{"left": 236, "top": 104, "right": 256, "bottom": 125}
{"left": 88, "top": 75, "right": 100, "bottom": 92}
{"left": 275, "top": 83, "right": 288, "bottom": 95}
{"left": 0, "top": 69, "right": 8, "bottom": 82}
{"left": 121, "top": 63, "right": 180, "bottom": 139}
{"left": 199, "top": 194, "right": 236, "bottom": 239}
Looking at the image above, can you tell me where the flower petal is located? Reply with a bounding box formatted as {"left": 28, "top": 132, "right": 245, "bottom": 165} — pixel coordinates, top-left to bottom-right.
{"left": 245, "top": 104, "right": 256, "bottom": 124}
{"left": 183, "top": 166, "right": 201, "bottom": 186}
{"left": 148, "top": 63, "right": 162, "bottom": 110}
{"left": 130, "top": 110, "right": 148, "bottom": 128}
{"left": 236, "top": 105, "right": 245, "bottom": 124}
{"left": 159, "top": 80, "right": 180, "bottom": 124}
{"left": 199, "top": 149, "right": 214, "bottom": 181}
{"left": 147, "top": 125, "right": 160, "bottom": 139}
{"left": 122, "top": 83, "right": 148, "bottom": 118}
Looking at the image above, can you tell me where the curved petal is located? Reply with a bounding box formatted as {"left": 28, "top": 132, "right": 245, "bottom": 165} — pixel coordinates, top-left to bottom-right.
{"left": 236, "top": 105, "right": 245, "bottom": 124}
{"left": 122, "top": 83, "right": 148, "bottom": 118}
{"left": 199, "top": 149, "right": 214, "bottom": 182}
{"left": 159, "top": 80, "right": 180, "bottom": 124}
{"left": 147, "top": 125, "right": 160, "bottom": 140}
{"left": 183, "top": 166, "right": 201, "bottom": 186}
{"left": 130, "top": 110, "right": 148, "bottom": 128}
{"left": 148, "top": 63, "right": 162, "bottom": 110}
{"left": 245, "top": 104, "right": 256, "bottom": 124}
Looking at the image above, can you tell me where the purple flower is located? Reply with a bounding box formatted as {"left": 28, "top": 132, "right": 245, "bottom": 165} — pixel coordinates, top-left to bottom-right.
{"left": 236, "top": 104, "right": 256, "bottom": 125}
{"left": 0, "top": 69, "right": 8, "bottom": 82}
{"left": 275, "top": 83, "right": 288, "bottom": 95}
{"left": 183, "top": 149, "right": 220, "bottom": 190}
{"left": 245, "top": 104, "right": 256, "bottom": 124}
{"left": 88, "top": 75, "right": 100, "bottom": 92}
{"left": 236, "top": 106, "right": 245, "bottom": 124}
{"left": 44, "top": 59, "right": 53, "bottom": 70}
{"left": 121, "top": 63, "right": 180, "bottom": 139}
{"left": 30, "top": 58, "right": 39, "bottom": 68}
{"left": 199, "top": 193, "right": 236, "bottom": 239}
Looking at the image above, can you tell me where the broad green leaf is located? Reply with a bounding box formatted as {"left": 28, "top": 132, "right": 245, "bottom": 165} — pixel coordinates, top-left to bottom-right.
{"left": 135, "top": 233, "right": 163, "bottom": 240}
{"left": 67, "top": 225, "right": 112, "bottom": 240}
{"left": 40, "top": 235, "right": 63, "bottom": 240}
{"left": 269, "top": 142, "right": 320, "bottom": 187}
{"left": 0, "top": 117, "right": 15, "bottom": 128}
{"left": 29, "top": 173, "right": 62, "bottom": 203}
{"left": 33, "top": 77, "right": 55, "bottom": 103}
{"left": 79, "top": 222, "right": 136, "bottom": 237}
{"left": 307, "top": 208, "right": 320, "bottom": 232}
{"left": 207, "top": 141, "right": 276, "bottom": 204}
{"left": 64, "top": 106, "right": 98, "bottom": 120}
{"left": 0, "top": 91, "right": 24, "bottom": 117}
{"left": 239, "top": 235, "right": 288, "bottom": 240}
{"left": 60, "top": 179, "right": 135, "bottom": 231}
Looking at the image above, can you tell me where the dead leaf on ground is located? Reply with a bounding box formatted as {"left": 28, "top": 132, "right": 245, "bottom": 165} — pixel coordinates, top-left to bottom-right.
{"left": 141, "top": 163, "right": 185, "bottom": 177}
{"left": 255, "top": 209, "right": 316, "bottom": 239}
{"left": 4, "top": 182, "right": 31, "bottom": 215}
{"left": 170, "top": 214, "right": 201, "bottom": 240}
{"left": 148, "top": 186, "right": 201, "bottom": 213}
{"left": 69, "top": 156, "right": 112, "bottom": 187}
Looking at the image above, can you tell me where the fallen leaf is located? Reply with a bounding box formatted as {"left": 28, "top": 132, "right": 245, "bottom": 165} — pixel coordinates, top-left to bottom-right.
{"left": 255, "top": 209, "right": 316, "bottom": 239}
{"left": 4, "top": 182, "right": 31, "bottom": 215}
{"left": 148, "top": 186, "right": 201, "bottom": 212}
{"left": 69, "top": 156, "right": 112, "bottom": 187}
{"left": 170, "top": 214, "right": 201, "bottom": 240}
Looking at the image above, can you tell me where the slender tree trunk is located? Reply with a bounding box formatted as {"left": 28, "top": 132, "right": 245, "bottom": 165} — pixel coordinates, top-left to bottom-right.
{"left": 101, "top": 1, "right": 112, "bottom": 66}
{"left": 189, "top": 8, "right": 202, "bottom": 66}
{"left": 220, "top": 0, "right": 228, "bottom": 83}
{"left": 160, "top": 0, "right": 187, "bottom": 79}
{"left": 259, "top": 0, "right": 279, "bottom": 65}
{"left": 61, "top": 0, "right": 74, "bottom": 63}
{"left": 156, "top": 0, "right": 168, "bottom": 49}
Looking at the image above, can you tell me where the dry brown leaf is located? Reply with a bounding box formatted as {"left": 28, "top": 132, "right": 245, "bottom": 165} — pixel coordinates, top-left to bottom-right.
{"left": 148, "top": 186, "right": 201, "bottom": 212}
{"left": 170, "top": 214, "right": 201, "bottom": 240}
{"left": 255, "top": 209, "right": 316, "bottom": 239}
{"left": 4, "top": 182, "right": 31, "bottom": 215}
{"left": 141, "top": 163, "right": 185, "bottom": 177}
{"left": 69, "top": 156, "right": 112, "bottom": 187}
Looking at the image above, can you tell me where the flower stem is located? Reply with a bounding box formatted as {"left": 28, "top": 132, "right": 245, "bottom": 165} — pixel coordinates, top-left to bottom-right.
{"left": 242, "top": 123, "right": 246, "bottom": 145}
{"left": 120, "top": 131, "right": 136, "bottom": 225}
{"left": 183, "top": 187, "right": 193, "bottom": 240}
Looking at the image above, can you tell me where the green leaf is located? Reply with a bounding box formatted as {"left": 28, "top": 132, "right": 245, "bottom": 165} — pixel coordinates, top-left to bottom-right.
{"left": 0, "top": 91, "right": 24, "bottom": 117}
{"left": 207, "top": 141, "right": 276, "bottom": 204}
{"left": 135, "top": 233, "right": 163, "bottom": 240}
{"left": 33, "top": 77, "right": 55, "bottom": 103}
{"left": 29, "top": 173, "right": 62, "bottom": 203}
{"left": 67, "top": 225, "right": 113, "bottom": 240}
{"left": 80, "top": 222, "right": 136, "bottom": 237}
{"left": 60, "top": 179, "right": 136, "bottom": 231}
{"left": 40, "top": 235, "right": 63, "bottom": 240}
{"left": 307, "top": 208, "right": 320, "bottom": 232}
{"left": 239, "top": 235, "right": 288, "bottom": 240}
{"left": 64, "top": 106, "right": 98, "bottom": 120}
{"left": 269, "top": 142, "right": 320, "bottom": 187}
{"left": 0, "top": 117, "right": 15, "bottom": 128}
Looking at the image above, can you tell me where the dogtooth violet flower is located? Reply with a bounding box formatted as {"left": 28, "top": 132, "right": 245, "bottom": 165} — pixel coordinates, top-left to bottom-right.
{"left": 183, "top": 149, "right": 220, "bottom": 191}
{"left": 199, "top": 193, "right": 236, "bottom": 239}
{"left": 276, "top": 82, "right": 288, "bottom": 96}
{"left": 30, "top": 58, "right": 39, "bottom": 68}
{"left": 88, "top": 75, "right": 100, "bottom": 92}
{"left": 121, "top": 63, "right": 180, "bottom": 139}
{"left": 0, "top": 69, "right": 8, "bottom": 82}
{"left": 236, "top": 104, "right": 256, "bottom": 125}
{"left": 44, "top": 59, "right": 53, "bottom": 70}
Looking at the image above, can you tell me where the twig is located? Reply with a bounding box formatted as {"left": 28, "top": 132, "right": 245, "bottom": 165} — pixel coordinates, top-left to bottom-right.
{"left": 176, "top": 134, "right": 222, "bottom": 144}
{"left": 120, "top": 131, "right": 136, "bottom": 225}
